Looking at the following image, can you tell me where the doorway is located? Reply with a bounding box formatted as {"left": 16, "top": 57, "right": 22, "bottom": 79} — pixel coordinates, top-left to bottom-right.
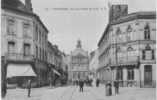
{"left": 144, "top": 65, "right": 152, "bottom": 87}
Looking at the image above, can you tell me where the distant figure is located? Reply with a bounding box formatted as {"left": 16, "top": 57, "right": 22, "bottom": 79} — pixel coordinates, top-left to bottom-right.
{"left": 114, "top": 80, "right": 119, "bottom": 95}
{"left": 96, "top": 79, "right": 100, "bottom": 87}
{"left": 79, "top": 80, "right": 84, "bottom": 92}
{"left": 106, "top": 81, "right": 112, "bottom": 96}
{"left": 27, "top": 80, "right": 31, "bottom": 97}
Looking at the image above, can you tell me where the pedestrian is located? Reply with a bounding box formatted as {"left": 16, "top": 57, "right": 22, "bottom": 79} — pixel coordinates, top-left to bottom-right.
{"left": 79, "top": 79, "right": 84, "bottom": 92}
{"left": 106, "top": 81, "right": 112, "bottom": 96}
{"left": 27, "top": 79, "right": 31, "bottom": 97}
{"left": 114, "top": 80, "right": 119, "bottom": 95}
{"left": 96, "top": 78, "right": 100, "bottom": 87}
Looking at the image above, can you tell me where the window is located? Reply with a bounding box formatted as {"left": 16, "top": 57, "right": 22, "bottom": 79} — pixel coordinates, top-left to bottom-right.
{"left": 143, "top": 44, "right": 152, "bottom": 60}
{"left": 126, "top": 25, "right": 132, "bottom": 41}
{"left": 116, "top": 27, "right": 121, "bottom": 35}
{"left": 36, "top": 46, "right": 38, "bottom": 58}
{"left": 127, "top": 69, "right": 134, "bottom": 80}
{"left": 117, "top": 46, "right": 121, "bottom": 52}
{"left": 40, "top": 48, "right": 42, "bottom": 60}
{"left": 43, "top": 49, "right": 44, "bottom": 60}
{"left": 23, "top": 23, "right": 30, "bottom": 38}
{"left": 152, "top": 50, "right": 155, "bottom": 60}
{"left": 144, "top": 24, "right": 150, "bottom": 40}
{"left": 116, "top": 68, "right": 123, "bottom": 80}
{"left": 36, "top": 26, "right": 38, "bottom": 40}
{"left": 24, "top": 44, "right": 30, "bottom": 56}
{"left": 127, "top": 25, "right": 132, "bottom": 32}
{"left": 8, "top": 42, "right": 15, "bottom": 53}
{"left": 142, "top": 50, "right": 145, "bottom": 60}
{"left": 7, "top": 19, "right": 15, "bottom": 35}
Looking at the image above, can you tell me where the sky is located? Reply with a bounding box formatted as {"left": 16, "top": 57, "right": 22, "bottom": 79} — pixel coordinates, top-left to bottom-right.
{"left": 21, "top": 0, "right": 156, "bottom": 54}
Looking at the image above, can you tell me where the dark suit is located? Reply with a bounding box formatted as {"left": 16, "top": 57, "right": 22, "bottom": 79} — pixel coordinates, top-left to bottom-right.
{"left": 79, "top": 80, "right": 84, "bottom": 92}
{"left": 114, "top": 81, "right": 119, "bottom": 94}
{"left": 27, "top": 80, "right": 31, "bottom": 97}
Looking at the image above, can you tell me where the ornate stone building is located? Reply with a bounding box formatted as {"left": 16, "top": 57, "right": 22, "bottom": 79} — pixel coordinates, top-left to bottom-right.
{"left": 97, "top": 5, "right": 156, "bottom": 88}
{"left": 69, "top": 40, "right": 89, "bottom": 83}
{"left": 1, "top": 0, "right": 49, "bottom": 87}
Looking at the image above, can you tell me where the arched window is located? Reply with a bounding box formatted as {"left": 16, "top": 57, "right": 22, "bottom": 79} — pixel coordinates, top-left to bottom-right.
{"left": 127, "top": 46, "right": 133, "bottom": 51}
{"left": 144, "top": 24, "right": 150, "bottom": 40}
{"left": 126, "top": 25, "right": 132, "bottom": 41}
{"left": 127, "top": 25, "right": 132, "bottom": 32}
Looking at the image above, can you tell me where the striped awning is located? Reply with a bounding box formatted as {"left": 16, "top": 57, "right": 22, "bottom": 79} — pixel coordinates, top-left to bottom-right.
{"left": 7, "top": 64, "right": 36, "bottom": 78}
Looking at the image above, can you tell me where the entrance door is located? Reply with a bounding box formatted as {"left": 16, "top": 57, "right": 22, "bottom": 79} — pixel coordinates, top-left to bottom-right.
{"left": 144, "top": 65, "right": 152, "bottom": 87}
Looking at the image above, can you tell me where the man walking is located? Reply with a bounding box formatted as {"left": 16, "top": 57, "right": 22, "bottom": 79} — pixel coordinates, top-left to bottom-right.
{"left": 27, "top": 79, "right": 31, "bottom": 97}
{"left": 96, "top": 78, "right": 100, "bottom": 87}
{"left": 114, "top": 80, "right": 119, "bottom": 95}
{"left": 79, "top": 79, "right": 84, "bottom": 92}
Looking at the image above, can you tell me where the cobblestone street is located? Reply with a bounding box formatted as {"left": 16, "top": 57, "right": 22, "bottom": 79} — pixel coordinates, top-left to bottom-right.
{"left": 3, "top": 85, "right": 156, "bottom": 100}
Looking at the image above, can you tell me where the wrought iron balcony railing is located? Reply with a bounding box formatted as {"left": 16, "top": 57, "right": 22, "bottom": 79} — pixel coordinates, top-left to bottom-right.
{"left": 5, "top": 53, "right": 34, "bottom": 62}
{"left": 117, "top": 56, "right": 139, "bottom": 65}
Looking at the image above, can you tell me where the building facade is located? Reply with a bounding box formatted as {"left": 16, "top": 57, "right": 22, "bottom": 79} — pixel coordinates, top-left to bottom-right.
{"left": 89, "top": 49, "right": 99, "bottom": 79}
{"left": 97, "top": 5, "right": 156, "bottom": 88}
{"left": 69, "top": 40, "right": 89, "bottom": 83}
{"left": 1, "top": 0, "right": 49, "bottom": 87}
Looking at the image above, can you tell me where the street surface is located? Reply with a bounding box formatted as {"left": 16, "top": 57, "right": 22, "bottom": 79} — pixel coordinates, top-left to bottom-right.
{"left": 3, "top": 85, "right": 155, "bottom": 100}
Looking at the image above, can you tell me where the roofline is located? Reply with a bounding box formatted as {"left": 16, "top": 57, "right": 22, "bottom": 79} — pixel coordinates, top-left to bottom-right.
{"left": 98, "top": 11, "right": 156, "bottom": 47}
{"left": 2, "top": 5, "right": 49, "bottom": 33}
{"left": 111, "top": 11, "right": 156, "bottom": 25}
{"left": 97, "top": 24, "right": 110, "bottom": 46}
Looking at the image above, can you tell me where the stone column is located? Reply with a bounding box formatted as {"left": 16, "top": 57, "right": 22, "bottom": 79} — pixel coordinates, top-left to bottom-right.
{"left": 123, "top": 67, "right": 127, "bottom": 87}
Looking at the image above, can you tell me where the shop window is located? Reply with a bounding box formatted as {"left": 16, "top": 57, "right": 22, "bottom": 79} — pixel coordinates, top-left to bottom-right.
{"left": 127, "top": 69, "right": 134, "bottom": 80}
{"left": 116, "top": 68, "right": 123, "bottom": 80}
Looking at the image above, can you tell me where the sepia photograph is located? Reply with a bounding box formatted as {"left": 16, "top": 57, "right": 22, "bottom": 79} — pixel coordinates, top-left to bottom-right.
{"left": 1, "top": 0, "right": 156, "bottom": 100}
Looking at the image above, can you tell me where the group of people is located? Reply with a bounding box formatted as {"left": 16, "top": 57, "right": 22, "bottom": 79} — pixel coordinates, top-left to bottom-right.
{"left": 77, "top": 78, "right": 119, "bottom": 96}
{"left": 27, "top": 79, "right": 119, "bottom": 97}
{"left": 106, "top": 80, "right": 119, "bottom": 96}
{"left": 77, "top": 78, "right": 100, "bottom": 92}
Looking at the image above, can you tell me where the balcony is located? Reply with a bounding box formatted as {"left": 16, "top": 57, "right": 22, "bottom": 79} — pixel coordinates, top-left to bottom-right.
{"left": 5, "top": 53, "right": 34, "bottom": 63}
{"left": 117, "top": 56, "right": 139, "bottom": 65}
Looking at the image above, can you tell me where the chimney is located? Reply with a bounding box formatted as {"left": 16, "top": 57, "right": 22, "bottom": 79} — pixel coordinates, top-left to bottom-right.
{"left": 25, "top": 0, "right": 33, "bottom": 12}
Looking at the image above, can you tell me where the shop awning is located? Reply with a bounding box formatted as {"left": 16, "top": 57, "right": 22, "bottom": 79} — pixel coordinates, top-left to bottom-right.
{"left": 53, "top": 69, "right": 61, "bottom": 76}
{"left": 7, "top": 64, "right": 36, "bottom": 78}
